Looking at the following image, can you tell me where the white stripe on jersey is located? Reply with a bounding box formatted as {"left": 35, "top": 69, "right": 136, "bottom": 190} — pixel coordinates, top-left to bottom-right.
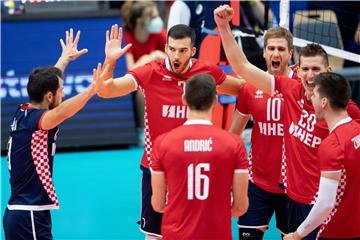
{"left": 8, "top": 204, "right": 59, "bottom": 211}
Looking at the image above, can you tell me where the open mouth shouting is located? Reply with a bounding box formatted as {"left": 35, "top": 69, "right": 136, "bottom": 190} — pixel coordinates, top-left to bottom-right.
{"left": 271, "top": 60, "right": 281, "bottom": 70}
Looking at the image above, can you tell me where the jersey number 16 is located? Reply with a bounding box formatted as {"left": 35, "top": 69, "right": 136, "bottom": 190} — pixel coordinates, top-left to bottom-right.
{"left": 187, "top": 163, "right": 210, "bottom": 200}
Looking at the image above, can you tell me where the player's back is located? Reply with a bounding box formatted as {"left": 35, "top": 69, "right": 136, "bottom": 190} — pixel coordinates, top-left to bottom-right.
{"left": 7, "top": 104, "right": 59, "bottom": 209}
{"left": 320, "top": 119, "right": 360, "bottom": 239}
{"left": 156, "top": 120, "right": 248, "bottom": 240}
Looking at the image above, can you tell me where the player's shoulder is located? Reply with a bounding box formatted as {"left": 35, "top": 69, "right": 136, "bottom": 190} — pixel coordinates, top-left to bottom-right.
{"left": 192, "top": 58, "right": 219, "bottom": 70}
{"left": 319, "top": 131, "right": 341, "bottom": 156}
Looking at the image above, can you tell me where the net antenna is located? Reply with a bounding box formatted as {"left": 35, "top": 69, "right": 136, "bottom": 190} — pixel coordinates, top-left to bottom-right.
{"left": 279, "top": 0, "right": 360, "bottom": 66}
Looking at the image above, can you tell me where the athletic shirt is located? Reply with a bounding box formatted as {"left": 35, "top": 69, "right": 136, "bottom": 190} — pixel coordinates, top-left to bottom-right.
{"left": 236, "top": 71, "right": 297, "bottom": 193}
{"left": 150, "top": 120, "right": 248, "bottom": 240}
{"left": 128, "top": 58, "right": 226, "bottom": 169}
{"left": 124, "top": 29, "right": 166, "bottom": 62}
{"left": 6, "top": 104, "right": 59, "bottom": 210}
{"left": 273, "top": 76, "right": 360, "bottom": 204}
{"left": 318, "top": 118, "right": 360, "bottom": 239}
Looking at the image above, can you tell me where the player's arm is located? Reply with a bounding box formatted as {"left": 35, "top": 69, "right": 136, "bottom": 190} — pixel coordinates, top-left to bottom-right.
{"left": 94, "top": 63, "right": 137, "bottom": 98}
{"left": 229, "top": 111, "right": 251, "bottom": 135}
{"left": 151, "top": 173, "right": 166, "bottom": 213}
{"left": 40, "top": 70, "right": 98, "bottom": 130}
{"left": 54, "top": 28, "right": 88, "bottom": 72}
{"left": 214, "top": 5, "right": 272, "bottom": 95}
{"left": 283, "top": 171, "right": 341, "bottom": 240}
{"left": 102, "top": 24, "right": 132, "bottom": 79}
{"left": 231, "top": 171, "right": 249, "bottom": 217}
{"left": 217, "top": 75, "right": 246, "bottom": 96}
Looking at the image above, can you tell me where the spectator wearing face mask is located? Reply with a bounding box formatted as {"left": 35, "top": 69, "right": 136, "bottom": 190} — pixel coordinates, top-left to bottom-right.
{"left": 121, "top": 1, "right": 167, "bottom": 144}
{"left": 121, "top": 1, "right": 167, "bottom": 70}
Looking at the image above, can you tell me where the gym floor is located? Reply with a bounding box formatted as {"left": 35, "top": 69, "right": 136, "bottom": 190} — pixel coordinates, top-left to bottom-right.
{"left": 1, "top": 147, "right": 280, "bottom": 239}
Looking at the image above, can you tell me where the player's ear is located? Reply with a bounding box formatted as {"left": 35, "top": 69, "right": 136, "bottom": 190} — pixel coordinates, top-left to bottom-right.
{"left": 191, "top": 47, "right": 196, "bottom": 57}
{"left": 44, "top": 91, "right": 53, "bottom": 103}
{"left": 182, "top": 94, "right": 188, "bottom": 106}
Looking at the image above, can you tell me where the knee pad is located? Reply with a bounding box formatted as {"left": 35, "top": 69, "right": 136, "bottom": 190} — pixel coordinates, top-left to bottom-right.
{"left": 239, "top": 228, "right": 265, "bottom": 240}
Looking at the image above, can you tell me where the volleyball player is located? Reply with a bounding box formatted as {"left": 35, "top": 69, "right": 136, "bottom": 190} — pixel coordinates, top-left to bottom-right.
{"left": 150, "top": 74, "right": 249, "bottom": 239}
{"left": 214, "top": 5, "right": 360, "bottom": 240}
{"left": 95, "top": 24, "right": 245, "bottom": 239}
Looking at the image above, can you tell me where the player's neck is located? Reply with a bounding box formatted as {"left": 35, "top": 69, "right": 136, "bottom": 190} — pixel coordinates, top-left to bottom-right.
{"left": 325, "top": 110, "right": 349, "bottom": 132}
{"left": 29, "top": 101, "right": 49, "bottom": 110}
{"left": 283, "top": 67, "right": 292, "bottom": 77}
{"left": 187, "top": 110, "right": 212, "bottom": 122}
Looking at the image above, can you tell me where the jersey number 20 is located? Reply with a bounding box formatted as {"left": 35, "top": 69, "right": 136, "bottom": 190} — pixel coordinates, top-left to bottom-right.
{"left": 187, "top": 163, "right": 210, "bottom": 200}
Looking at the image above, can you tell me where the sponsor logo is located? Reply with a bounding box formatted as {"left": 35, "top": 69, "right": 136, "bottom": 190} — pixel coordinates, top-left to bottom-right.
{"left": 162, "top": 105, "right": 188, "bottom": 119}
{"left": 352, "top": 134, "right": 360, "bottom": 149}
{"left": 161, "top": 75, "right": 172, "bottom": 82}
{"left": 255, "top": 89, "right": 263, "bottom": 99}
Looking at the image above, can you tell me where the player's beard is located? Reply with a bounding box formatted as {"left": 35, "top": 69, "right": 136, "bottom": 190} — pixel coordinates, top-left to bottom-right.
{"left": 49, "top": 96, "right": 57, "bottom": 110}
{"left": 170, "top": 57, "right": 191, "bottom": 75}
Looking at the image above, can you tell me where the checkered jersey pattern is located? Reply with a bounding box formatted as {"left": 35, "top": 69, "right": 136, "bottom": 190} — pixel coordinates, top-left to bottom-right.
{"left": 31, "top": 130, "right": 59, "bottom": 206}
{"left": 141, "top": 88, "right": 153, "bottom": 166}
{"left": 317, "top": 166, "right": 346, "bottom": 239}
{"left": 279, "top": 137, "right": 287, "bottom": 192}
{"left": 248, "top": 148, "right": 254, "bottom": 182}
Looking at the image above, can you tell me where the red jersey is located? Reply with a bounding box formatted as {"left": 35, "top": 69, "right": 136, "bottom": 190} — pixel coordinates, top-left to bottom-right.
{"left": 151, "top": 120, "right": 248, "bottom": 240}
{"left": 273, "top": 76, "right": 360, "bottom": 204}
{"left": 236, "top": 71, "right": 297, "bottom": 193}
{"left": 128, "top": 58, "right": 226, "bottom": 168}
{"left": 124, "top": 29, "right": 166, "bottom": 62}
{"left": 318, "top": 118, "right": 360, "bottom": 239}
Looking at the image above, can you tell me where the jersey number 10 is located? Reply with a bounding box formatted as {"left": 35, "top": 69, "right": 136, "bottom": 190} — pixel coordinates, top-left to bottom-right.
{"left": 187, "top": 163, "right": 210, "bottom": 200}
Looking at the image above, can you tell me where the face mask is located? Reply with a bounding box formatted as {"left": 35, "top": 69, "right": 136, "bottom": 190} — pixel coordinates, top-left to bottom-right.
{"left": 147, "top": 16, "right": 163, "bottom": 33}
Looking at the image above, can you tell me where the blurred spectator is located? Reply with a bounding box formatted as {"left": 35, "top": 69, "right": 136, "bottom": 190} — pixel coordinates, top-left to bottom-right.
{"left": 121, "top": 1, "right": 167, "bottom": 70}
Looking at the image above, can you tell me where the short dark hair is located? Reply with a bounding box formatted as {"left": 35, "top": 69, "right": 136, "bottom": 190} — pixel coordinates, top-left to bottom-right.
{"left": 185, "top": 74, "right": 216, "bottom": 111}
{"left": 314, "top": 72, "right": 351, "bottom": 110}
{"left": 27, "top": 67, "right": 63, "bottom": 103}
{"left": 299, "top": 43, "right": 329, "bottom": 67}
{"left": 167, "top": 24, "right": 196, "bottom": 46}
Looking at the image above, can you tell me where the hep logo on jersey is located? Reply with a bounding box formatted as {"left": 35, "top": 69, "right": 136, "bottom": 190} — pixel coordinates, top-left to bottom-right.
{"left": 162, "top": 105, "right": 188, "bottom": 119}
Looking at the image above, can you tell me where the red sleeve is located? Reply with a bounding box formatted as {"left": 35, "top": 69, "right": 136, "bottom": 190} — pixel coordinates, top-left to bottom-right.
{"left": 236, "top": 84, "right": 250, "bottom": 115}
{"left": 38, "top": 110, "right": 48, "bottom": 131}
{"left": 206, "top": 63, "right": 226, "bottom": 86}
{"left": 150, "top": 134, "right": 166, "bottom": 173}
{"left": 272, "top": 75, "right": 297, "bottom": 96}
{"left": 128, "top": 62, "right": 154, "bottom": 88}
{"left": 347, "top": 100, "right": 360, "bottom": 123}
{"left": 232, "top": 135, "right": 248, "bottom": 171}
{"left": 318, "top": 137, "right": 342, "bottom": 172}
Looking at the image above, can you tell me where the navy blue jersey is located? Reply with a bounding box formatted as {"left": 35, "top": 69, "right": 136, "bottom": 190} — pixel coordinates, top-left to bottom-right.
{"left": 6, "top": 104, "right": 59, "bottom": 210}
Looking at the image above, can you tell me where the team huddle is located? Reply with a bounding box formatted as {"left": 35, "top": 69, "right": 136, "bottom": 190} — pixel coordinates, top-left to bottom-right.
{"left": 3, "top": 4, "right": 360, "bottom": 240}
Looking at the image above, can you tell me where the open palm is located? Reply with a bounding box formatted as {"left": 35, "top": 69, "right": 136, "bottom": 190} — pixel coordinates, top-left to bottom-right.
{"left": 60, "top": 28, "right": 88, "bottom": 61}
{"left": 105, "top": 24, "right": 132, "bottom": 62}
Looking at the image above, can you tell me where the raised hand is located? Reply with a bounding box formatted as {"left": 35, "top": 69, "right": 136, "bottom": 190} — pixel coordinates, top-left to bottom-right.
{"left": 214, "top": 5, "right": 234, "bottom": 27}
{"left": 93, "top": 62, "right": 110, "bottom": 93}
{"left": 55, "top": 28, "right": 88, "bottom": 72}
{"left": 105, "top": 24, "right": 132, "bottom": 63}
{"left": 59, "top": 28, "right": 88, "bottom": 62}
